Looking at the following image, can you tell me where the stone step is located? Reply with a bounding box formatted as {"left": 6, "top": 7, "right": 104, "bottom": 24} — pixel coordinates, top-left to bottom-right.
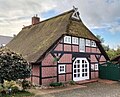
{"left": 76, "top": 79, "right": 98, "bottom": 85}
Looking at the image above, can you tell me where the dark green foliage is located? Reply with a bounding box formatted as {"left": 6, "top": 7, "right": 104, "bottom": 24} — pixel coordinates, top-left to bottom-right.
{"left": 0, "top": 47, "right": 31, "bottom": 81}
{"left": 96, "top": 35, "right": 104, "bottom": 43}
{"left": 96, "top": 34, "right": 120, "bottom": 59}
{"left": 22, "top": 80, "right": 31, "bottom": 90}
{"left": 11, "top": 86, "right": 19, "bottom": 93}
{"left": 69, "top": 80, "right": 76, "bottom": 85}
{"left": 0, "top": 90, "right": 34, "bottom": 97}
{"left": 49, "top": 82, "right": 63, "bottom": 87}
{"left": 107, "top": 48, "right": 120, "bottom": 59}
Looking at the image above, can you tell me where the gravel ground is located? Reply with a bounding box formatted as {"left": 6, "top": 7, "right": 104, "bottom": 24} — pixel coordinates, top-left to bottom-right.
{"left": 35, "top": 82, "right": 120, "bottom": 97}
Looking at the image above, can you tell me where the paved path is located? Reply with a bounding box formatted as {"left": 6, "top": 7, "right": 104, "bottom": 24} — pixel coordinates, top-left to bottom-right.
{"left": 29, "top": 85, "right": 86, "bottom": 96}
{"left": 30, "top": 80, "right": 120, "bottom": 97}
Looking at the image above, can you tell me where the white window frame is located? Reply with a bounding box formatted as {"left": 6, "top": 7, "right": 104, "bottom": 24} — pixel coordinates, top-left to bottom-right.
{"left": 58, "top": 64, "right": 66, "bottom": 74}
{"left": 91, "top": 64, "right": 98, "bottom": 71}
{"left": 72, "top": 37, "right": 78, "bottom": 45}
{"left": 64, "top": 36, "right": 71, "bottom": 44}
{"left": 91, "top": 64, "right": 95, "bottom": 71}
{"left": 79, "top": 38, "right": 85, "bottom": 52}
{"left": 95, "top": 63, "right": 98, "bottom": 70}
{"left": 91, "top": 41, "right": 96, "bottom": 47}
{"left": 86, "top": 39, "right": 91, "bottom": 46}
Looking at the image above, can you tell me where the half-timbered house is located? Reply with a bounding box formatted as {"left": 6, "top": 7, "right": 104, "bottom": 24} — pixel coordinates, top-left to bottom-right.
{"left": 7, "top": 8, "right": 109, "bottom": 85}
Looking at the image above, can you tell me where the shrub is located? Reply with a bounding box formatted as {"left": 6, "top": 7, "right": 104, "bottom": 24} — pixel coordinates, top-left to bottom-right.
{"left": 0, "top": 47, "right": 31, "bottom": 81}
{"left": 69, "top": 80, "right": 76, "bottom": 85}
{"left": 22, "top": 80, "right": 31, "bottom": 90}
{"left": 11, "top": 86, "right": 19, "bottom": 93}
{"left": 1, "top": 90, "right": 6, "bottom": 96}
{"left": 49, "top": 82, "right": 63, "bottom": 87}
{"left": 3, "top": 80, "right": 16, "bottom": 88}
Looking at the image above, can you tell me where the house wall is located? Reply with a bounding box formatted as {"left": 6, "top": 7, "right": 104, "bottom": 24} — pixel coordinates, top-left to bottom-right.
{"left": 32, "top": 36, "right": 107, "bottom": 85}
{"left": 32, "top": 65, "right": 40, "bottom": 85}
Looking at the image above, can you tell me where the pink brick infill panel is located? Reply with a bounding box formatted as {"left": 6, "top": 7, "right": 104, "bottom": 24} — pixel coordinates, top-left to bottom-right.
{"left": 66, "top": 74, "right": 72, "bottom": 81}
{"left": 72, "top": 45, "right": 79, "bottom": 52}
{"left": 32, "top": 65, "right": 39, "bottom": 76}
{"left": 100, "top": 55, "right": 106, "bottom": 62}
{"left": 32, "top": 77, "right": 39, "bottom": 85}
{"left": 64, "top": 45, "right": 71, "bottom": 52}
{"left": 90, "top": 55, "right": 98, "bottom": 62}
{"left": 66, "top": 65, "right": 72, "bottom": 73}
{"left": 42, "top": 78, "right": 57, "bottom": 85}
{"left": 54, "top": 44, "right": 63, "bottom": 51}
{"left": 86, "top": 47, "right": 91, "bottom": 52}
{"left": 42, "top": 54, "right": 56, "bottom": 66}
{"left": 91, "top": 72, "right": 98, "bottom": 79}
{"left": 97, "top": 48, "right": 101, "bottom": 53}
{"left": 91, "top": 47, "right": 97, "bottom": 53}
{"left": 42, "top": 67, "right": 57, "bottom": 77}
{"left": 59, "top": 54, "right": 72, "bottom": 63}
{"left": 59, "top": 75, "right": 65, "bottom": 82}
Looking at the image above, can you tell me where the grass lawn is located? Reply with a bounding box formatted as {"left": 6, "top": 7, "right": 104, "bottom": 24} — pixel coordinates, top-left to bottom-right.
{"left": 0, "top": 91, "right": 34, "bottom": 97}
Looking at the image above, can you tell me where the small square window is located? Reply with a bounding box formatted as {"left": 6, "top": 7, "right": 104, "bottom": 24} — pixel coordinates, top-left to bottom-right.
{"left": 64, "top": 36, "right": 71, "bottom": 44}
{"left": 91, "top": 41, "right": 96, "bottom": 47}
{"left": 86, "top": 39, "right": 90, "bottom": 46}
{"left": 91, "top": 64, "right": 98, "bottom": 71}
{"left": 95, "top": 64, "right": 98, "bottom": 70}
{"left": 59, "top": 64, "right": 66, "bottom": 74}
{"left": 72, "top": 37, "right": 78, "bottom": 44}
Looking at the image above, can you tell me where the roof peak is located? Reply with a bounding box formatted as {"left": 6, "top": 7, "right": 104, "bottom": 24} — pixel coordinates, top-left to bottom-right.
{"left": 23, "top": 9, "right": 75, "bottom": 29}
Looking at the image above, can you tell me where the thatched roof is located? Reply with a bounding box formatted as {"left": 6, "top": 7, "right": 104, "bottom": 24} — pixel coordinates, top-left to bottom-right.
{"left": 7, "top": 9, "right": 101, "bottom": 63}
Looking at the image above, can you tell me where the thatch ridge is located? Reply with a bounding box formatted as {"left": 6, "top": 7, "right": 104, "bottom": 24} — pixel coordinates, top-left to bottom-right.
{"left": 23, "top": 9, "right": 74, "bottom": 29}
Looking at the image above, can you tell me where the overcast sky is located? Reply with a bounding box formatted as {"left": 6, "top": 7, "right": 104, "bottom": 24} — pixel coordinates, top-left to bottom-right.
{"left": 0, "top": 0, "right": 120, "bottom": 49}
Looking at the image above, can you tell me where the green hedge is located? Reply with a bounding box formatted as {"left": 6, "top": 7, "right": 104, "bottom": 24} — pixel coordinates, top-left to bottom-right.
{"left": 49, "top": 82, "right": 63, "bottom": 87}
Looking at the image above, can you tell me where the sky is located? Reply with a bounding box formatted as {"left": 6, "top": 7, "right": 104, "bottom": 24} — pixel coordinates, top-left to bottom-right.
{"left": 0, "top": 0, "right": 120, "bottom": 49}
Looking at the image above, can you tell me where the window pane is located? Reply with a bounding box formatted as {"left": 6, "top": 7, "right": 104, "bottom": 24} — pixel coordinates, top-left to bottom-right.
{"left": 77, "top": 60, "right": 80, "bottom": 63}
{"left": 74, "top": 74, "right": 76, "bottom": 77}
{"left": 79, "top": 38, "right": 85, "bottom": 52}
{"left": 91, "top": 64, "right": 95, "bottom": 71}
{"left": 91, "top": 41, "right": 96, "bottom": 47}
{"left": 82, "top": 69, "right": 84, "bottom": 72}
{"left": 72, "top": 37, "right": 78, "bottom": 44}
{"left": 74, "top": 70, "right": 76, "bottom": 73}
{"left": 82, "top": 64, "right": 84, "bottom": 68}
{"left": 78, "top": 74, "right": 80, "bottom": 77}
{"left": 86, "top": 39, "right": 90, "bottom": 46}
{"left": 59, "top": 64, "right": 65, "bottom": 74}
{"left": 74, "top": 65, "right": 76, "bottom": 68}
{"left": 95, "top": 64, "right": 98, "bottom": 70}
{"left": 64, "top": 36, "right": 71, "bottom": 44}
{"left": 82, "top": 60, "right": 84, "bottom": 63}
{"left": 82, "top": 73, "right": 84, "bottom": 77}
{"left": 77, "top": 65, "right": 80, "bottom": 68}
